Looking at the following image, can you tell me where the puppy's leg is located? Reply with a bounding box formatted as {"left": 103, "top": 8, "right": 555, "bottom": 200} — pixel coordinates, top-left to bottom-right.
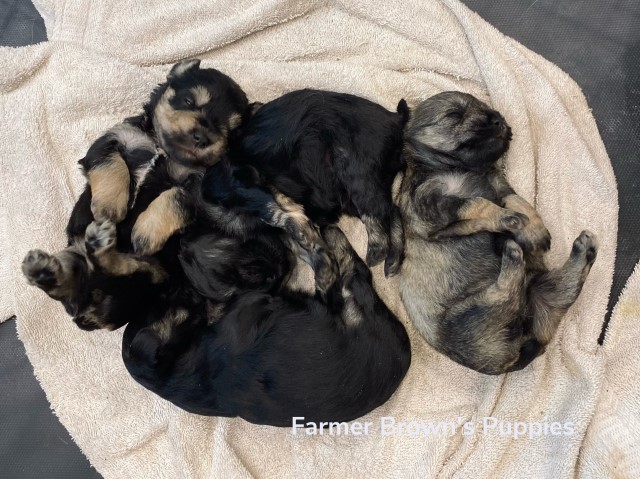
{"left": 85, "top": 151, "right": 131, "bottom": 224}
{"left": 430, "top": 197, "right": 529, "bottom": 239}
{"left": 489, "top": 170, "right": 551, "bottom": 253}
{"left": 323, "top": 226, "right": 372, "bottom": 324}
{"left": 441, "top": 240, "right": 531, "bottom": 374}
{"left": 87, "top": 220, "right": 167, "bottom": 284}
{"left": 131, "top": 186, "right": 194, "bottom": 255}
{"left": 22, "top": 247, "right": 84, "bottom": 300}
{"left": 265, "top": 192, "right": 338, "bottom": 296}
{"left": 527, "top": 230, "right": 598, "bottom": 344}
{"left": 384, "top": 205, "right": 405, "bottom": 277}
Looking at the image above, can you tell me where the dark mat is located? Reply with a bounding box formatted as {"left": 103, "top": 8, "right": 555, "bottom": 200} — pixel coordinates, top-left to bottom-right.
{"left": 461, "top": 0, "right": 640, "bottom": 342}
{"left": 1, "top": 1, "right": 637, "bottom": 478}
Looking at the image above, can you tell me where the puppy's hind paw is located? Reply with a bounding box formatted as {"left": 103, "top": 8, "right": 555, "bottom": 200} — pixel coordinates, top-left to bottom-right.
{"left": 22, "top": 249, "right": 62, "bottom": 289}
{"left": 571, "top": 230, "right": 598, "bottom": 265}
{"left": 502, "top": 239, "right": 524, "bottom": 265}
{"left": 365, "top": 240, "right": 387, "bottom": 268}
{"left": 85, "top": 220, "right": 117, "bottom": 255}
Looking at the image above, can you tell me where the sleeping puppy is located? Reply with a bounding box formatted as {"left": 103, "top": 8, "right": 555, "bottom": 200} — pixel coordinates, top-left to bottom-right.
{"left": 398, "top": 91, "right": 598, "bottom": 375}
{"left": 22, "top": 131, "right": 411, "bottom": 426}
{"left": 232, "top": 89, "right": 410, "bottom": 276}
{"left": 23, "top": 125, "right": 293, "bottom": 330}
{"left": 76, "top": 59, "right": 337, "bottom": 293}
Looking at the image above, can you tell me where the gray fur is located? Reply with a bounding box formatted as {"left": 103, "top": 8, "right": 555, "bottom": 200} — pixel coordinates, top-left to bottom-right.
{"left": 399, "top": 91, "right": 598, "bottom": 375}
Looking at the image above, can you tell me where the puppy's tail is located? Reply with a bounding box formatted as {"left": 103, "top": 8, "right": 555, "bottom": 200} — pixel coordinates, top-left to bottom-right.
{"left": 397, "top": 99, "right": 410, "bottom": 127}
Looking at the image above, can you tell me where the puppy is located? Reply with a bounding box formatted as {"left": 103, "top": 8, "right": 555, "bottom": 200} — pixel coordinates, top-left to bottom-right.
{"left": 230, "top": 89, "right": 410, "bottom": 276}
{"left": 24, "top": 125, "right": 293, "bottom": 330}
{"left": 75, "top": 60, "right": 337, "bottom": 293}
{"left": 398, "top": 91, "right": 598, "bottom": 375}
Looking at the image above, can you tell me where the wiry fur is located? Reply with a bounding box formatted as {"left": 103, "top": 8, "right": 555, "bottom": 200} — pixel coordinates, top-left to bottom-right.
{"left": 399, "top": 91, "right": 597, "bottom": 375}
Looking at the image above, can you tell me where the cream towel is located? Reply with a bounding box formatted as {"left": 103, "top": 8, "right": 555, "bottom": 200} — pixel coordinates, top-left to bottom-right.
{"left": 0, "top": 0, "right": 620, "bottom": 477}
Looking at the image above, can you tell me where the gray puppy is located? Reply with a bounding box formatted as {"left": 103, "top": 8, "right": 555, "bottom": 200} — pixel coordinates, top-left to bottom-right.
{"left": 398, "top": 91, "right": 598, "bottom": 375}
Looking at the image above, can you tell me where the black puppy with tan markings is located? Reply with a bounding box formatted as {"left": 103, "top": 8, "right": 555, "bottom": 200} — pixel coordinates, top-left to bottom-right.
{"left": 399, "top": 91, "right": 598, "bottom": 375}
{"left": 77, "top": 59, "right": 336, "bottom": 292}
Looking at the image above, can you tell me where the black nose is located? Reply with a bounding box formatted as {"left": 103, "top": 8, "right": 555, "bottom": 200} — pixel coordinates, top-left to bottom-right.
{"left": 487, "top": 111, "right": 503, "bottom": 128}
{"left": 193, "top": 130, "right": 211, "bottom": 148}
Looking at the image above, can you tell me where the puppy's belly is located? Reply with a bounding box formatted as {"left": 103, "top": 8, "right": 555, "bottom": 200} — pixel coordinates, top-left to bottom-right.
{"left": 400, "top": 236, "right": 499, "bottom": 345}
{"left": 400, "top": 240, "right": 454, "bottom": 343}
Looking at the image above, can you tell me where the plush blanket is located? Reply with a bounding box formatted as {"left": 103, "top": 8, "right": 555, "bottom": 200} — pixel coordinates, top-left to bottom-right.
{"left": 0, "top": 0, "right": 629, "bottom": 477}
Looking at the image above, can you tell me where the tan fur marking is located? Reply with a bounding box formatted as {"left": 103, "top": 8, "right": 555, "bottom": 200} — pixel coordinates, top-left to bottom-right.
{"left": 88, "top": 153, "right": 130, "bottom": 223}
{"left": 132, "top": 187, "right": 189, "bottom": 255}
{"left": 152, "top": 308, "right": 189, "bottom": 341}
{"left": 228, "top": 112, "right": 242, "bottom": 130}
{"left": 192, "top": 86, "right": 211, "bottom": 107}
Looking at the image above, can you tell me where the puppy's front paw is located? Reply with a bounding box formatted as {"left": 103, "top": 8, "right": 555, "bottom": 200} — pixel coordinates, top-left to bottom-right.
{"left": 503, "top": 239, "right": 524, "bottom": 264}
{"left": 22, "top": 249, "right": 62, "bottom": 289}
{"left": 85, "top": 220, "right": 117, "bottom": 255}
{"left": 513, "top": 212, "right": 551, "bottom": 253}
{"left": 500, "top": 211, "right": 529, "bottom": 232}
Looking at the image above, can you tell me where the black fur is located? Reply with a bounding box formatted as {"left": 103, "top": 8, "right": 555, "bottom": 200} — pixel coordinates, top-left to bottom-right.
{"left": 229, "top": 89, "right": 409, "bottom": 275}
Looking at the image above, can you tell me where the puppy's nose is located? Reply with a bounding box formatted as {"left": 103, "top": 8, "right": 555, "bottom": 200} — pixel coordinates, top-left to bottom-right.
{"left": 192, "top": 130, "right": 211, "bottom": 148}
{"left": 487, "top": 111, "right": 503, "bottom": 128}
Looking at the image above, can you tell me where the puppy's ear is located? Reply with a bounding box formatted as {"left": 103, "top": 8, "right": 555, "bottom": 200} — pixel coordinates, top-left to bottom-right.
{"left": 249, "top": 102, "right": 263, "bottom": 115}
{"left": 167, "top": 59, "right": 201, "bottom": 81}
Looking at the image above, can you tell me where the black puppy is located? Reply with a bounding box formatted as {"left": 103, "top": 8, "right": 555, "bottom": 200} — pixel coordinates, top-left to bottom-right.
{"left": 399, "top": 91, "right": 598, "bottom": 375}
{"left": 233, "top": 89, "right": 410, "bottom": 276}
{"left": 123, "top": 223, "right": 410, "bottom": 426}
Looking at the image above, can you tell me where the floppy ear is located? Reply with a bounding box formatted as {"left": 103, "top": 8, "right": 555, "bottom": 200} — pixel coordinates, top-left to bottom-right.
{"left": 167, "top": 59, "right": 201, "bottom": 81}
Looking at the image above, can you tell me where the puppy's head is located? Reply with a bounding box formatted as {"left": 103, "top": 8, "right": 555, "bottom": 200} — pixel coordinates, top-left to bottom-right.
{"left": 406, "top": 91, "right": 511, "bottom": 171}
{"left": 147, "top": 59, "right": 250, "bottom": 168}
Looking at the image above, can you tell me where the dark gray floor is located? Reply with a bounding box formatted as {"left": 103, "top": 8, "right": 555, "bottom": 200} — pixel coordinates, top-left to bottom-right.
{"left": 1, "top": 0, "right": 637, "bottom": 477}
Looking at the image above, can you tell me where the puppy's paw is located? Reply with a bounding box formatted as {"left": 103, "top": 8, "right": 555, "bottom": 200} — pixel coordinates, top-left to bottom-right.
{"left": 500, "top": 211, "right": 529, "bottom": 232}
{"left": 513, "top": 213, "right": 551, "bottom": 253}
{"left": 85, "top": 220, "right": 117, "bottom": 255}
{"left": 503, "top": 239, "right": 524, "bottom": 265}
{"left": 91, "top": 197, "right": 128, "bottom": 224}
{"left": 313, "top": 251, "right": 339, "bottom": 297}
{"left": 22, "top": 249, "right": 62, "bottom": 289}
{"left": 571, "top": 230, "right": 598, "bottom": 265}
{"left": 365, "top": 239, "right": 388, "bottom": 268}
{"left": 384, "top": 250, "right": 403, "bottom": 277}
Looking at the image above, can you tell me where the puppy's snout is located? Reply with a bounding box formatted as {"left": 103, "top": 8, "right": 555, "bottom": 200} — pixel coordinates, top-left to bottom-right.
{"left": 192, "top": 129, "right": 211, "bottom": 149}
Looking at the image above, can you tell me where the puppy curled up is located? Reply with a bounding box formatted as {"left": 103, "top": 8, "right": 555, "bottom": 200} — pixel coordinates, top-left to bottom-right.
{"left": 398, "top": 91, "right": 598, "bottom": 375}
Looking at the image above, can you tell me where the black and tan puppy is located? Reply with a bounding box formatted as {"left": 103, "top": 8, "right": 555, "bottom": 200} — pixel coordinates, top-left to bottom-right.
{"left": 75, "top": 60, "right": 337, "bottom": 292}
{"left": 232, "top": 89, "right": 410, "bottom": 276}
{"left": 23, "top": 124, "right": 294, "bottom": 330}
{"left": 398, "top": 91, "right": 598, "bottom": 375}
